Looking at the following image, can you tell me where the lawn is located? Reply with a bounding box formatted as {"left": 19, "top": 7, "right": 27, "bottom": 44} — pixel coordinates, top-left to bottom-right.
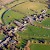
{"left": 30, "top": 44, "right": 50, "bottom": 50}
{"left": 18, "top": 25, "right": 50, "bottom": 39}
{"left": 2, "top": 10, "right": 25, "bottom": 24}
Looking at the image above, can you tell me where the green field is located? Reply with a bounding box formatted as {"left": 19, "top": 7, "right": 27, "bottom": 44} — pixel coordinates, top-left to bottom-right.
{"left": 47, "top": 9, "right": 50, "bottom": 14}
{"left": 5, "top": 0, "right": 28, "bottom": 8}
{"left": 41, "top": 18, "right": 50, "bottom": 27}
{"left": 34, "top": 17, "right": 50, "bottom": 28}
{"left": 18, "top": 25, "right": 50, "bottom": 39}
{"left": 0, "top": 8, "right": 6, "bottom": 23}
{"left": 2, "top": 10, "right": 25, "bottom": 24}
{"left": 30, "top": 44, "right": 50, "bottom": 50}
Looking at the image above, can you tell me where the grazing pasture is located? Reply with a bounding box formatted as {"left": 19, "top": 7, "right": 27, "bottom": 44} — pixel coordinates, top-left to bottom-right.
{"left": 0, "top": 8, "right": 6, "bottom": 23}
{"left": 12, "top": 1, "right": 47, "bottom": 15}
{"left": 41, "top": 18, "right": 50, "bottom": 27}
{"left": 18, "top": 25, "right": 50, "bottom": 39}
{"left": 2, "top": 10, "right": 25, "bottom": 24}
{"left": 30, "top": 44, "right": 50, "bottom": 50}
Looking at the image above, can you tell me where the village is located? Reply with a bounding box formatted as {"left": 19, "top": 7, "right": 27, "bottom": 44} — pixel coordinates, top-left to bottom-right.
{"left": 0, "top": 8, "right": 50, "bottom": 50}
{"left": 0, "top": 0, "right": 50, "bottom": 50}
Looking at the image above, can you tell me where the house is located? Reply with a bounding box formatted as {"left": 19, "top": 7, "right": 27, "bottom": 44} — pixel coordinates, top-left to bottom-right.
{"left": 13, "top": 20, "right": 26, "bottom": 31}
{"left": 9, "top": 44, "right": 17, "bottom": 50}
{"left": 2, "top": 26, "right": 8, "bottom": 32}
{"left": 37, "top": 14, "right": 44, "bottom": 22}
{"left": 18, "top": 26, "right": 26, "bottom": 31}
{"left": 23, "top": 16, "right": 34, "bottom": 25}
{"left": 23, "top": 17, "right": 29, "bottom": 23}
{"left": 41, "top": 9, "right": 46, "bottom": 13}
{"left": 31, "top": 14, "right": 37, "bottom": 17}
{"left": 33, "top": 17, "right": 36, "bottom": 21}
{"left": 27, "top": 16, "right": 34, "bottom": 25}
{"left": 13, "top": 20, "right": 24, "bottom": 27}
{"left": 0, "top": 40, "right": 2, "bottom": 42}
{"left": 10, "top": 40, "right": 18, "bottom": 44}
{"left": 0, "top": 36, "right": 11, "bottom": 47}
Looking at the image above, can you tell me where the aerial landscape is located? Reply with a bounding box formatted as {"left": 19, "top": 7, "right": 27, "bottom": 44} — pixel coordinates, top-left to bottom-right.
{"left": 0, "top": 0, "right": 50, "bottom": 50}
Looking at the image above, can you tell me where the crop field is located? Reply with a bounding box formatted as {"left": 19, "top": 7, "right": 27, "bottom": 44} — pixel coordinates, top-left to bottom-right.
{"left": 5, "top": 0, "right": 28, "bottom": 8}
{"left": 30, "top": 44, "right": 50, "bottom": 50}
{"left": 12, "top": 1, "right": 47, "bottom": 15}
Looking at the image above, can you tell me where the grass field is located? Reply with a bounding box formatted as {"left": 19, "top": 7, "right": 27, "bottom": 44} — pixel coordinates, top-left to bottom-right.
{"left": 41, "top": 18, "right": 50, "bottom": 27}
{"left": 12, "top": 1, "right": 47, "bottom": 15}
{"left": 3, "top": 10, "right": 25, "bottom": 24}
{"left": 30, "top": 44, "right": 50, "bottom": 50}
{"left": 5, "top": 0, "right": 28, "bottom": 8}
{"left": 18, "top": 25, "right": 50, "bottom": 39}
{"left": 0, "top": 8, "right": 6, "bottom": 23}
{"left": 34, "top": 17, "right": 50, "bottom": 28}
